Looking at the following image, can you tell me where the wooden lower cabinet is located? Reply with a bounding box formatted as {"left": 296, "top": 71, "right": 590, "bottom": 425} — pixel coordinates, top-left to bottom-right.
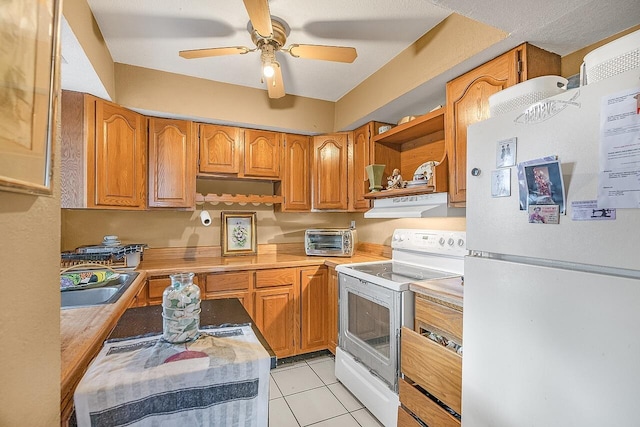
{"left": 399, "top": 293, "right": 463, "bottom": 426}
{"left": 146, "top": 276, "right": 169, "bottom": 305}
{"left": 397, "top": 406, "right": 422, "bottom": 427}
{"left": 203, "top": 271, "right": 253, "bottom": 315}
{"left": 138, "top": 266, "right": 330, "bottom": 359}
{"left": 254, "top": 285, "right": 297, "bottom": 357}
{"left": 129, "top": 283, "right": 148, "bottom": 308}
{"left": 300, "top": 266, "right": 328, "bottom": 352}
{"left": 327, "top": 266, "right": 338, "bottom": 354}
{"left": 253, "top": 266, "right": 329, "bottom": 358}
{"left": 399, "top": 378, "right": 460, "bottom": 427}
{"left": 253, "top": 268, "right": 299, "bottom": 358}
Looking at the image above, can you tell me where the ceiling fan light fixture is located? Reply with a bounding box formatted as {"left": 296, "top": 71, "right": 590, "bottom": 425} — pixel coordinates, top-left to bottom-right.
{"left": 263, "top": 62, "right": 275, "bottom": 78}
{"left": 260, "top": 43, "right": 277, "bottom": 79}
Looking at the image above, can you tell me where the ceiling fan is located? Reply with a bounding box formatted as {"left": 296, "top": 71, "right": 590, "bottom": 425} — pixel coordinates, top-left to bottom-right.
{"left": 178, "top": 0, "right": 357, "bottom": 99}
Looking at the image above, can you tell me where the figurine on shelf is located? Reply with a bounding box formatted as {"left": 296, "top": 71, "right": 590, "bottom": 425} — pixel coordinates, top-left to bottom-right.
{"left": 386, "top": 168, "right": 404, "bottom": 190}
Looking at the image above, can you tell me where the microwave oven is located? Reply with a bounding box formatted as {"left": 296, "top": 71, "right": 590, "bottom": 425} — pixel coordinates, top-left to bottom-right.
{"left": 305, "top": 228, "right": 357, "bottom": 257}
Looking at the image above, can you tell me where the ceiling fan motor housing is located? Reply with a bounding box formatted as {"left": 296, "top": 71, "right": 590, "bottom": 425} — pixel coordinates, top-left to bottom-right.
{"left": 249, "top": 17, "right": 290, "bottom": 50}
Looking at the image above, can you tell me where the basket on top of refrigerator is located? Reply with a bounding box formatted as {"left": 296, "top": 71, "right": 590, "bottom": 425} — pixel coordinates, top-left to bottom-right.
{"left": 488, "top": 75, "right": 568, "bottom": 117}
{"left": 580, "top": 29, "right": 640, "bottom": 85}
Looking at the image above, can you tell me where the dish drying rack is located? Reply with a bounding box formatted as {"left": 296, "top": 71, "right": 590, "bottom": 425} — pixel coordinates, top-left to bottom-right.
{"left": 60, "top": 244, "right": 147, "bottom": 270}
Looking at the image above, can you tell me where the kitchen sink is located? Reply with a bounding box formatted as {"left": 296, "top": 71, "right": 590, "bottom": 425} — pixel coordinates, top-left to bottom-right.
{"left": 61, "top": 272, "right": 139, "bottom": 308}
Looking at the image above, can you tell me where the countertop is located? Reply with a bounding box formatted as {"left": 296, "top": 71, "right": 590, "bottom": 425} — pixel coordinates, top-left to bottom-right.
{"left": 60, "top": 250, "right": 387, "bottom": 420}
{"left": 137, "top": 252, "right": 385, "bottom": 275}
{"left": 410, "top": 276, "right": 464, "bottom": 308}
{"left": 108, "top": 298, "right": 277, "bottom": 369}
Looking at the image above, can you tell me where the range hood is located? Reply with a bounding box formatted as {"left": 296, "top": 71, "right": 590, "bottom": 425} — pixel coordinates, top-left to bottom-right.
{"left": 364, "top": 192, "right": 465, "bottom": 218}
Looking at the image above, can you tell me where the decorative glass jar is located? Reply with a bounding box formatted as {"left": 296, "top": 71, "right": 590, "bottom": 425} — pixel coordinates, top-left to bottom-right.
{"left": 162, "top": 272, "right": 201, "bottom": 343}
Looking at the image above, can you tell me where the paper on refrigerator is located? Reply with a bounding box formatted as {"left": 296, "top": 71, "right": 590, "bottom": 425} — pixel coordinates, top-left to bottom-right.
{"left": 598, "top": 86, "right": 640, "bottom": 208}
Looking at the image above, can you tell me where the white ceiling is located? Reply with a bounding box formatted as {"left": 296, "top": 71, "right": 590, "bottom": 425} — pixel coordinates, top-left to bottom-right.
{"left": 62, "top": 0, "right": 640, "bottom": 125}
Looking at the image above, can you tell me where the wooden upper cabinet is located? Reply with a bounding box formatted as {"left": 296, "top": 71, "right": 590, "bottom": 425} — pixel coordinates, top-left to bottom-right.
{"left": 148, "top": 118, "right": 196, "bottom": 209}
{"left": 312, "top": 133, "right": 349, "bottom": 210}
{"left": 61, "top": 91, "right": 146, "bottom": 209}
{"left": 198, "top": 124, "right": 241, "bottom": 174}
{"left": 349, "top": 123, "right": 372, "bottom": 212}
{"left": 244, "top": 129, "right": 281, "bottom": 178}
{"left": 92, "top": 98, "right": 146, "bottom": 209}
{"left": 445, "top": 43, "right": 560, "bottom": 206}
{"left": 277, "top": 133, "right": 311, "bottom": 212}
{"left": 349, "top": 122, "right": 390, "bottom": 211}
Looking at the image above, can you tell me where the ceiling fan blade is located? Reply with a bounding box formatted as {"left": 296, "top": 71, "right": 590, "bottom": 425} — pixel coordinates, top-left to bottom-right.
{"left": 179, "top": 46, "right": 250, "bottom": 59}
{"left": 265, "top": 63, "right": 285, "bottom": 99}
{"left": 243, "top": 0, "right": 273, "bottom": 38}
{"left": 288, "top": 44, "right": 357, "bottom": 63}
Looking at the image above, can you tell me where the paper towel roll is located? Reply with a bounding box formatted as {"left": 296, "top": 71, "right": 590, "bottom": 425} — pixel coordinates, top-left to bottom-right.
{"left": 200, "top": 210, "right": 212, "bottom": 226}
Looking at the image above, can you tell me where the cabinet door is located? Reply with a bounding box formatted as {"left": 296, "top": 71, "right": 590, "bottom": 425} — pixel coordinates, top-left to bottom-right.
{"left": 207, "top": 290, "right": 253, "bottom": 316}
{"left": 244, "top": 129, "right": 281, "bottom": 178}
{"left": 349, "top": 123, "right": 373, "bottom": 212}
{"left": 254, "top": 286, "right": 296, "bottom": 358}
{"left": 277, "top": 133, "right": 311, "bottom": 212}
{"left": 129, "top": 282, "right": 148, "bottom": 308}
{"left": 198, "top": 124, "right": 241, "bottom": 174}
{"left": 148, "top": 118, "right": 196, "bottom": 208}
{"left": 445, "top": 44, "right": 559, "bottom": 205}
{"left": 327, "top": 266, "right": 338, "bottom": 354}
{"left": 446, "top": 48, "right": 519, "bottom": 206}
{"left": 203, "top": 271, "right": 253, "bottom": 314}
{"left": 92, "top": 99, "right": 146, "bottom": 209}
{"left": 300, "top": 266, "right": 328, "bottom": 353}
{"left": 312, "top": 133, "right": 349, "bottom": 210}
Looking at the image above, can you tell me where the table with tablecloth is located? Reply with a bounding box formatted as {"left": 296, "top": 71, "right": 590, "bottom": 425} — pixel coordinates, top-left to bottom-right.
{"left": 74, "top": 325, "right": 270, "bottom": 427}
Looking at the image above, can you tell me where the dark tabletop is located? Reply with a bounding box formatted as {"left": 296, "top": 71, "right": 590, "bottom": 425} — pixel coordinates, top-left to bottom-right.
{"left": 108, "top": 298, "right": 276, "bottom": 369}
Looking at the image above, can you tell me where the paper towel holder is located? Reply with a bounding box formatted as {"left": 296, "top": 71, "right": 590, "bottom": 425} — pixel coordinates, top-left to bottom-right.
{"left": 200, "top": 209, "right": 212, "bottom": 226}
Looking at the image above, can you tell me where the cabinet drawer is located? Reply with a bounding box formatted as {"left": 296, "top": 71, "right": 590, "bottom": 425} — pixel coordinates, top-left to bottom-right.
{"left": 147, "top": 275, "right": 201, "bottom": 305}
{"left": 401, "top": 326, "right": 462, "bottom": 414}
{"left": 147, "top": 277, "right": 169, "bottom": 300}
{"left": 399, "top": 378, "right": 460, "bottom": 427}
{"left": 397, "top": 406, "right": 421, "bottom": 427}
{"left": 205, "top": 271, "right": 251, "bottom": 292}
{"left": 415, "top": 294, "right": 463, "bottom": 342}
{"left": 255, "top": 268, "right": 297, "bottom": 288}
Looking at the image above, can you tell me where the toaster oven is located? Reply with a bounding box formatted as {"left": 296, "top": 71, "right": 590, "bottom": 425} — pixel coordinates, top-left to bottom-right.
{"left": 305, "top": 228, "right": 357, "bottom": 257}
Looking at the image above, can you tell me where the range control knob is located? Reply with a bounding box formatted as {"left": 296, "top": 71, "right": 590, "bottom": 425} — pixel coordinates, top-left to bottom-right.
{"left": 438, "top": 237, "right": 446, "bottom": 246}
{"left": 458, "top": 238, "right": 465, "bottom": 247}
{"left": 447, "top": 238, "right": 455, "bottom": 247}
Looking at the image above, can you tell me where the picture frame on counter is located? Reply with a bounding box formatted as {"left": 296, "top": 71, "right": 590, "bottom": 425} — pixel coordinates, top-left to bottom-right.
{"left": 0, "top": 0, "right": 61, "bottom": 195}
{"left": 221, "top": 212, "right": 257, "bottom": 256}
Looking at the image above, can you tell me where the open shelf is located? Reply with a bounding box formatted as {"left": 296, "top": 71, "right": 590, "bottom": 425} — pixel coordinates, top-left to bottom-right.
{"left": 195, "top": 193, "right": 283, "bottom": 205}
{"left": 372, "top": 108, "right": 445, "bottom": 145}
{"left": 364, "top": 185, "right": 436, "bottom": 200}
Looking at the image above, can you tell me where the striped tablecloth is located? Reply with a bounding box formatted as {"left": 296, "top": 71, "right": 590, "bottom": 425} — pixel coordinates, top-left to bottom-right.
{"left": 74, "top": 325, "right": 270, "bottom": 427}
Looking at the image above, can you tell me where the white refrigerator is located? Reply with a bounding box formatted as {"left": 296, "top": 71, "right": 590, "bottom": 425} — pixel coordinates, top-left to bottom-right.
{"left": 463, "top": 68, "right": 640, "bottom": 426}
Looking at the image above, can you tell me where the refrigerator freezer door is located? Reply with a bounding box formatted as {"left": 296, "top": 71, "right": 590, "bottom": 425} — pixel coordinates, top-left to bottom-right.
{"left": 462, "top": 256, "right": 640, "bottom": 427}
{"left": 466, "top": 68, "right": 640, "bottom": 271}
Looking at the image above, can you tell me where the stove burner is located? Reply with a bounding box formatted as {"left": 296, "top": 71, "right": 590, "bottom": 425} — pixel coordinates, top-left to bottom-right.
{"left": 346, "top": 262, "right": 456, "bottom": 283}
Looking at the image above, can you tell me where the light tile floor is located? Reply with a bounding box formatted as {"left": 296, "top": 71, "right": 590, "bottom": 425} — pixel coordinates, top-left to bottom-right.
{"left": 269, "top": 353, "right": 384, "bottom": 427}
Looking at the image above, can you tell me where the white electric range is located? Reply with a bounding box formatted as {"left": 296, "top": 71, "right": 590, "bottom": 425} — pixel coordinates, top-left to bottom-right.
{"left": 335, "top": 229, "right": 466, "bottom": 427}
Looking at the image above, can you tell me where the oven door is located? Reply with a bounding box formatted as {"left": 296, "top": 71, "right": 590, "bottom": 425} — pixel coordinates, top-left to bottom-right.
{"left": 339, "top": 272, "right": 402, "bottom": 391}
